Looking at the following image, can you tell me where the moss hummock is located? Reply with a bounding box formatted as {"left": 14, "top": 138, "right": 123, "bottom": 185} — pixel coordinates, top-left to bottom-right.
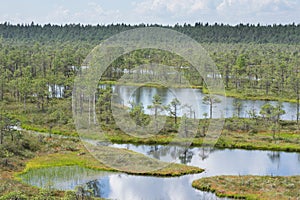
{"left": 192, "top": 175, "right": 300, "bottom": 200}
{"left": 17, "top": 146, "right": 203, "bottom": 179}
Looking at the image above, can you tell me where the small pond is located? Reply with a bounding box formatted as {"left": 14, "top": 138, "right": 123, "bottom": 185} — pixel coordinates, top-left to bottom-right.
{"left": 112, "top": 85, "right": 297, "bottom": 120}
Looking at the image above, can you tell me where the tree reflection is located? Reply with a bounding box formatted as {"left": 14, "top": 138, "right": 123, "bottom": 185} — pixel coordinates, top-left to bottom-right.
{"left": 198, "top": 147, "right": 210, "bottom": 161}
{"left": 145, "top": 145, "right": 220, "bottom": 164}
{"left": 267, "top": 152, "right": 281, "bottom": 169}
{"left": 86, "top": 180, "right": 104, "bottom": 198}
{"left": 179, "top": 148, "right": 194, "bottom": 164}
{"left": 146, "top": 145, "right": 195, "bottom": 164}
{"left": 147, "top": 145, "right": 166, "bottom": 160}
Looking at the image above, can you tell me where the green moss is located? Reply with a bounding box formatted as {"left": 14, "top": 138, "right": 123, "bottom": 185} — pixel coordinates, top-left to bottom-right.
{"left": 202, "top": 87, "right": 298, "bottom": 103}
{"left": 99, "top": 80, "right": 202, "bottom": 89}
{"left": 16, "top": 147, "right": 204, "bottom": 180}
{"left": 21, "top": 124, "right": 78, "bottom": 137}
{"left": 192, "top": 175, "right": 300, "bottom": 200}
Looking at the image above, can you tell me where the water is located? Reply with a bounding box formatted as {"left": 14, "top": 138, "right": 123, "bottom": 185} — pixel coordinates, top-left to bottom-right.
{"left": 55, "top": 84, "right": 297, "bottom": 119}
{"left": 20, "top": 145, "right": 300, "bottom": 200}
{"left": 48, "top": 85, "right": 64, "bottom": 98}
{"left": 112, "top": 85, "right": 297, "bottom": 120}
{"left": 19, "top": 166, "right": 112, "bottom": 190}
{"left": 110, "top": 144, "right": 300, "bottom": 176}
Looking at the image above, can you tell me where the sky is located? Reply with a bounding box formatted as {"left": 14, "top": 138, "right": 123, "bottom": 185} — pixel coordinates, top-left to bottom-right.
{"left": 0, "top": 0, "right": 300, "bottom": 25}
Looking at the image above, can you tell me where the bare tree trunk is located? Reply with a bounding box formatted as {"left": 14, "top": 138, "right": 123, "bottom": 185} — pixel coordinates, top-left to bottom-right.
{"left": 210, "top": 101, "right": 213, "bottom": 119}
{"left": 297, "top": 94, "right": 299, "bottom": 129}
{"left": 0, "top": 130, "right": 3, "bottom": 145}
{"left": 88, "top": 95, "right": 91, "bottom": 126}
{"left": 80, "top": 93, "right": 83, "bottom": 115}
{"left": 23, "top": 96, "right": 26, "bottom": 112}
{"left": 0, "top": 81, "right": 3, "bottom": 101}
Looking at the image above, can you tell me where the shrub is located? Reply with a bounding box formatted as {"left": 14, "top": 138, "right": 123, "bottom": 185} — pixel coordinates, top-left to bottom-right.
{"left": 0, "top": 191, "right": 28, "bottom": 200}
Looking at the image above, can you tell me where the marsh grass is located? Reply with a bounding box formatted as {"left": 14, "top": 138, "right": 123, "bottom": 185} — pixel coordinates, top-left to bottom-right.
{"left": 192, "top": 175, "right": 300, "bottom": 200}
{"left": 4, "top": 99, "right": 300, "bottom": 153}
{"left": 18, "top": 165, "right": 111, "bottom": 191}
{"left": 16, "top": 147, "right": 203, "bottom": 179}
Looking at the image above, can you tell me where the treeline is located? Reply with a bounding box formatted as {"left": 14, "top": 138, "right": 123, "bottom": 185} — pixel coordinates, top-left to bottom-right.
{"left": 1, "top": 22, "right": 300, "bottom": 44}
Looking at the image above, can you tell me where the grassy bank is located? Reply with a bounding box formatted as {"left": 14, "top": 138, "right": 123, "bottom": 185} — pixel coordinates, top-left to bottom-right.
{"left": 192, "top": 175, "right": 300, "bottom": 200}
{"left": 102, "top": 124, "right": 300, "bottom": 152}
{"left": 17, "top": 121, "right": 300, "bottom": 153}
{"left": 99, "top": 80, "right": 203, "bottom": 89}
{"left": 202, "top": 87, "right": 298, "bottom": 103}
{"left": 17, "top": 146, "right": 204, "bottom": 178}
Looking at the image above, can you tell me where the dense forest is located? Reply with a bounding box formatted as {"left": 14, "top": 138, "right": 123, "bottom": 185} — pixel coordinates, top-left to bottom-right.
{"left": 1, "top": 22, "right": 300, "bottom": 44}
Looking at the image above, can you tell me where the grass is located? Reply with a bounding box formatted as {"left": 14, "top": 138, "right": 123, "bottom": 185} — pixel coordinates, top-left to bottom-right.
{"left": 18, "top": 117, "right": 300, "bottom": 153}
{"left": 202, "top": 87, "right": 298, "bottom": 103}
{"left": 16, "top": 140, "right": 204, "bottom": 177}
{"left": 214, "top": 130, "right": 300, "bottom": 152}
{"left": 16, "top": 146, "right": 203, "bottom": 179}
{"left": 99, "top": 80, "right": 203, "bottom": 89}
{"left": 192, "top": 175, "right": 300, "bottom": 200}
{"left": 96, "top": 126, "right": 300, "bottom": 153}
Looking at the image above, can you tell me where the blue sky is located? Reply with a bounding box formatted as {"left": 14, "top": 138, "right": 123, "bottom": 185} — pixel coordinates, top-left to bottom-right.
{"left": 1, "top": 0, "right": 300, "bottom": 25}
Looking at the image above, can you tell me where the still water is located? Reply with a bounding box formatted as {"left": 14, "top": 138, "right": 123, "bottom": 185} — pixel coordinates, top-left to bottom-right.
{"left": 20, "top": 145, "right": 300, "bottom": 200}
{"left": 54, "top": 84, "right": 297, "bottom": 119}
{"left": 112, "top": 85, "right": 297, "bottom": 120}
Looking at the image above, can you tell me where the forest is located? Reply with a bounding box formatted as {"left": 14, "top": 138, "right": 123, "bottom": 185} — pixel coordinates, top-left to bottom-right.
{"left": 1, "top": 22, "right": 300, "bottom": 43}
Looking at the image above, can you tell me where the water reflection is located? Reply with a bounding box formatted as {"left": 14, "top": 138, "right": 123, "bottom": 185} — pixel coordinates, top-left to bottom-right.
{"left": 19, "top": 166, "right": 110, "bottom": 190}
{"left": 48, "top": 85, "right": 64, "bottom": 98}
{"left": 19, "top": 145, "right": 300, "bottom": 200}
{"left": 20, "top": 165, "right": 223, "bottom": 200}
{"left": 179, "top": 148, "right": 194, "bottom": 164}
{"left": 86, "top": 178, "right": 110, "bottom": 198}
{"left": 112, "top": 85, "right": 297, "bottom": 120}
{"left": 104, "top": 174, "right": 221, "bottom": 200}
{"left": 110, "top": 144, "right": 300, "bottom": 177}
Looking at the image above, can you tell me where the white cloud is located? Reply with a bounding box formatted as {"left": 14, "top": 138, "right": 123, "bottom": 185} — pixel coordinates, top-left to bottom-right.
{"left": 135, "top": 0, "right": 296, "bottom": 15}
{"left": 214, "top": 0, "right": 300, "bottom": 24}
{"left": 45, "top": 2, "right": 121, "bottom": 24}
{"left": 135, "top": 0, "right": 213, "bottom": 15}
{"left": 216, "top": 0, "right": 294, "bottom": 13}
{"left": 133, "top": 0, "right": 300, "bottom": 25}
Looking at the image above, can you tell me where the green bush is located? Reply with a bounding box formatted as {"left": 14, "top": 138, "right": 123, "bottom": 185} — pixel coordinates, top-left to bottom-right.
{"left": 0, "top": 191, "right": 28, "bottom": 200}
